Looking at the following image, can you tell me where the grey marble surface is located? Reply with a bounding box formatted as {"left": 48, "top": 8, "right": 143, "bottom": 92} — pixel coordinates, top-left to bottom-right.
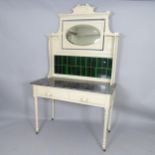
{"left": 31, "top": 77, "right": 115, "bottom": 94}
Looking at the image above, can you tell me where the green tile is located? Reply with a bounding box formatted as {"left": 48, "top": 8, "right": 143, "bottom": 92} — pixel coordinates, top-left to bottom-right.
{"left": 86, "top": 58, "right": 91, "bottom": 67}
{"left": 61, "top": 66, "right": 64, "bottom": 74}
{"left": 91, "top": 68, "right": 96, "bottom": 77}
{"left": 81, "top": 57, "right": 85, "bottom": 66}
{"left": 85, "top": 57, "right": 88, "bottom": 68}
{"left": 107, "top": 69, "right": 112, "bottom": 78}
{"left": 77, "top": 57, "right": 81, "bottom": 66}
{"left": 61, "top": 66, "right": 63, "bottom": 74}
{"left": 68, "top": 57, "right": 72, "bottom": 65}
{"left": 61, "top": 57, "right": 63, "bottom": 65}
{"left": 94, "top": 68, "right": 98, "bottom": 77}
{"left": 60, "top": 56, "right": 63, "bottom": 65}
{"left": 63, "top": 56, "right": 67, "bottom": 65}
{"left": 101, "top": 68, "right": 107, "bottom": 75}
{"left": 68, "top": 66, "right": 71, "bottom": 74}
{"left": 98, "top": 68, "right": 106, "bottom": 77}
{"left": 55, "top": 65, "right": 58, "bottom": 73}
{"left": 72, "top": 67, "right": 76, "bottom": 75}
{"left": 62, "top": 66, "right": 66, "bottom": 74}
{"left": 92, "top": 58, "right": 97, "bottom": 67}
{"left": 81, "top": 67, "right": 85, "bottom": 76}
{"left": 68, "top": 57, "right": 74, "bottom": 66}
{"left": 70, "top": 57, "right": 75, "bottom": 66}
{"left": 64, "top": 65, "right": 68, "bottom": 74}
{"left": 87, "top": 67, "right": 92, "bottom": 77}
{"left": 85, "top": 67, "right": 88, "bottom": 76}
{"left": 54, "top": 56, "right": 112, "bottom": 78}
{"left": 55, "top": 56, "right": 59, "bottom": 65}
{"left": 98, "top": 58, "right": 108, "bottom": 68}
{"left": 74, "top": 57, "right": 78, "bottom": 65}
{"left": 76, "top": 67, "right": 81, "bottom": 75}
{"left": 56, "top": 66, "right": 61, "bottom": 74}
{"left": 107, "top": 59, "right": 112, "bottom": 68}
{"left": 96, "top": 68, "right": 101, "bottom": 77}
{"left": 95, "top": 70, "right": 99, "bottom": 77}
{"left": 96, "top": 58, "right": 99, "bottom": 68}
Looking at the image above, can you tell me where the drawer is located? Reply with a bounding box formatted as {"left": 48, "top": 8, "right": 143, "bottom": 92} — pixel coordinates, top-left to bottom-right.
{"left": 34, "top": 86, "right": 53, "bottom": 98}
{"left": 69, "top": 90, "right": 109, "bottom": 107}
{"left": 33, "top": 86, "right": 69, "bottom": 100}
{"left": 53, "top": 88, "right": 70, "bottom": 101}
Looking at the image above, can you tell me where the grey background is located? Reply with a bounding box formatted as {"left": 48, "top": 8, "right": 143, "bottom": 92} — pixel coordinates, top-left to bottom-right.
{"left": 0, "top": 0, "right": 155, "bottom": 155}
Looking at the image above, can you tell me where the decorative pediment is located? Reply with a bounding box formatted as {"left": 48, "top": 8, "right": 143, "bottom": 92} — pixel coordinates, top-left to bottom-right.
{"left": 72, "top": 4, "right": 95, "bottom": 14}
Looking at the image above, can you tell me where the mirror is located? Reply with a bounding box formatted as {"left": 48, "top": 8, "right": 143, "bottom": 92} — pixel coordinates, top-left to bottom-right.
{"left": 66, "top": 25, "right": 101, "bottom": 46}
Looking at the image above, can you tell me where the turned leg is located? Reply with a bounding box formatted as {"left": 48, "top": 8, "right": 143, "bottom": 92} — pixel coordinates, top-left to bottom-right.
{"left": 102, "top": 108, "right": 109, "bottom": 151}
{"left": 51, "top": 99, "right": 55, "bottom": 120}
{"left": 34, "top": 96, "right": 39, "bottom": 134}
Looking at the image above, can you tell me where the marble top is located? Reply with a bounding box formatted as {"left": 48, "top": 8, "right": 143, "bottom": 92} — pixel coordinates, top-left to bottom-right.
{"left": 31, "top": 77, "right": 115, "bottom": 94}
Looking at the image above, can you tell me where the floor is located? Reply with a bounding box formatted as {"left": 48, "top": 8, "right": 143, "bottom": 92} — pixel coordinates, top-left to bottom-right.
{"left": 0, "top": 118, "right": 154, "bottom": 155}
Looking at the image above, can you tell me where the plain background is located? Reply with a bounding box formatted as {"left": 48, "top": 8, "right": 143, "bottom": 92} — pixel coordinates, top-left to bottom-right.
{"left": 0, "top": 0, "right": 155, "bottom": 155}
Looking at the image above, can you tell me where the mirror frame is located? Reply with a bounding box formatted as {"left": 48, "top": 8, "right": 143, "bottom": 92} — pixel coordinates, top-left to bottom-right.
{"left": 62, "top": 20, "right": 105, "bottom": 50}
{"left": 66, "top": 24, "right": 101, "bottom": 46}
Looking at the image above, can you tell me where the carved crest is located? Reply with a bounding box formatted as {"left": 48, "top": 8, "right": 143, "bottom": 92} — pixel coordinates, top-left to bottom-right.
{"left": 72, "top": 4, "right": 95, "bottom": 14}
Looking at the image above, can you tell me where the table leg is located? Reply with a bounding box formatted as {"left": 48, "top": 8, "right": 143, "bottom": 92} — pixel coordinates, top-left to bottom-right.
{"left": 108, "top": 92, "right": 115, "bottom": 132}
{"left": 34, "top": 96, "right": 39, "bottom": 134}
{"left": 108, "top": 103, "right": 113, "bottom": 132}
{"left": 102, "top": 108, "right": 109, "bottom": 151}
{"left": 51, "top": 99, "right": 55, "bottom": 120}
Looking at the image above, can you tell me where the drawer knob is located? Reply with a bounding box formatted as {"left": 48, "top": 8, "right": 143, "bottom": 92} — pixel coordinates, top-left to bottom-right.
{"left": 80, "top": 98, "right": 88, "bottom": 102}
{"left": 49, "top": 94, "right": 53, "bottom": 97}
{"left": 46, "top": 93, "right": 52, "bottom": 97}
{"left": 80, "top": 98, "right": 84, "bottom": 102}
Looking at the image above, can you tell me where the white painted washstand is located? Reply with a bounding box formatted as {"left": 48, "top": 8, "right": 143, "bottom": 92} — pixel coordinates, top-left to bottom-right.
{"left": 31, "top": 4, "right": 119, "bottom": 151}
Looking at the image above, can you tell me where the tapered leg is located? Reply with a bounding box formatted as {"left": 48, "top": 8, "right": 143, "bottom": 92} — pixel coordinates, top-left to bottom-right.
{"left": 108, "top": 104, "right": 113, "bottom": 132}
{"left": 108, "top": 92, "right": 115, "bottom": 132}
{"left": 102, "top": 108, "right": 109, "bottom": 151}
{"left": 34, "top": 97, "right": 39, "bottom": 134}
{"left": 51, "top": 99, "right": 55, "bottom": 120}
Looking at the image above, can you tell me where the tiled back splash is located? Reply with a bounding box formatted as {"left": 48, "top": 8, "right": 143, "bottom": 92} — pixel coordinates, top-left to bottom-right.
{"left": 54, "top": 56, "right": 112, "bottom": 78}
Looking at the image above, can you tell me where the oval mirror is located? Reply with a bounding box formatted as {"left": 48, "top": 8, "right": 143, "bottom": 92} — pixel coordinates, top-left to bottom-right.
{"left": 66, "top": 25, "right": 101, "bottom": 46}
